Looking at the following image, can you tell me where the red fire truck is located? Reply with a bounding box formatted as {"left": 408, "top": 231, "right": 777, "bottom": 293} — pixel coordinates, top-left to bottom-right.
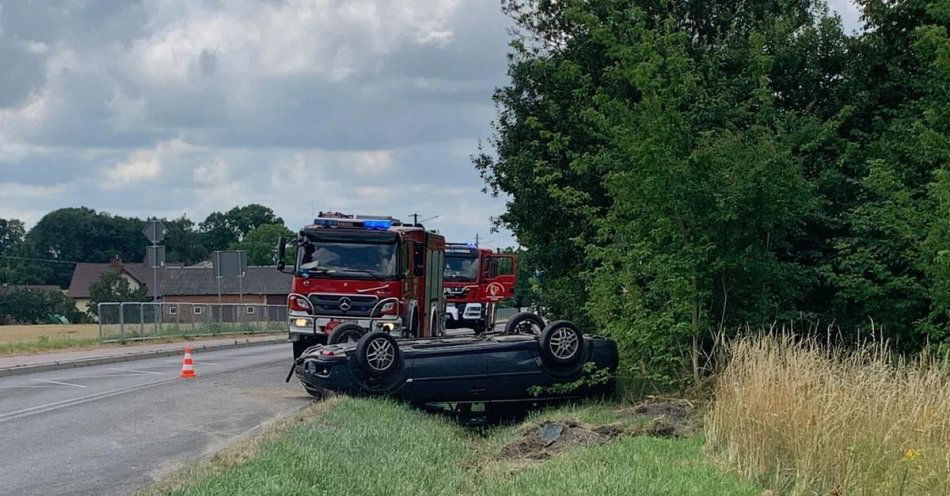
{"left": 277, "top": 213, "right": 447, "bottom": 358}
{"left": 442, "top": 243, "right": 516, "bottom": 334}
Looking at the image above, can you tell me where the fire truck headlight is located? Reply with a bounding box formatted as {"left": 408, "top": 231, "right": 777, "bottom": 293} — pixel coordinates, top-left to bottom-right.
{"left": 293, "top": 318, "right": 312, "bottom": 328}
{"left": 381, "top": 302, "right": 395, "bottom": 312}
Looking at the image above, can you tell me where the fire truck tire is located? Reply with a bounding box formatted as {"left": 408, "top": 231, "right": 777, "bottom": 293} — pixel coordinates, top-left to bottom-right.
{"left": 504, "top": 312, "right": 545, "bottom": 336}
{"left": 355, "top": 332, "right": 402, "bottom": 377}
{"left": 406, "top": 307, "right": 420, "bottom": 338}
{"left": 328, "top": 324, "right": 366, "bottom": 345}
{"left": 539, "top": 320, "right": 585, "bottom": 367}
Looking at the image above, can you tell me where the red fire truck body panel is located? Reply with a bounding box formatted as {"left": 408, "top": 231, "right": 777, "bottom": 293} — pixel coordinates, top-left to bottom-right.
{"left": 282, "top": 214, "right": 446, "bottom": 357}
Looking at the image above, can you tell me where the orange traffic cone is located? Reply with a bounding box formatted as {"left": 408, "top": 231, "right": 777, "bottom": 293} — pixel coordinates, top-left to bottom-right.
{"left": 180, "top": 347, "right": 196, "bottom": 378}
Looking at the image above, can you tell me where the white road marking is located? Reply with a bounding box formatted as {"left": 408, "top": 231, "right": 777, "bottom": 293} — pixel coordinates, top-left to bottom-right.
{"left": 107, "top": 367, "right": 165, "bottom": 375}
{"left": 32, "top": 379, "right": 87, "bottom": 388}
{"left": 0, "top": 385, "right": 65, "bottom": 389}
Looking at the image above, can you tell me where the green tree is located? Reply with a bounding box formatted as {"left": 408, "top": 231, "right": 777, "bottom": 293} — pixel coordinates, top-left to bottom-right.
{"left": 229, "top": 223, "right": 294, "bottom": 266}
{"left": 87, "top": 270, "right": 147, "bottom": 317}
{"left": 479, "top": 0, "right": 842, "bottom": 383}
{"left": 200, "top": 204, "right": 283, "bottom": 252}
{"left": 162, "top": 216, "right": 208, "bottom": 265}
{"left": 0, "top": 288, "right": 84, "bottom": 324}
{"left": 24, "top": 207, "right": 146, "bottom": 286}
{"left": 0, "top": 218, "right": 27, "bottom": 284}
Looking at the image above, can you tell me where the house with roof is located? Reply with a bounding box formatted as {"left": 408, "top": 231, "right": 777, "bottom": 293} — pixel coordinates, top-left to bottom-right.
{"left": 67, "top": 257, "right": 292, "bottom": 316}
{"left": 161, "top": 266, "right": 292, "bottom": 305}
{"left": 67, "top": 257, "right": 181, "bottom": 314}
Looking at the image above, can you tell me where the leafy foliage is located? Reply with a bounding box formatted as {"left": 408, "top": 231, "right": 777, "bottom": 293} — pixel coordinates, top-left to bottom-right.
{"left": 0, "top": 288, "right": 85, "bottom": 324}
{"left": 480, "top": 0, "right": 950, "bottom": 383}
{"left": 87, "top": 270, "right": 148, "bottom": 317}
{"left": 229, "top": 223, "right": 294, "bottom": 266}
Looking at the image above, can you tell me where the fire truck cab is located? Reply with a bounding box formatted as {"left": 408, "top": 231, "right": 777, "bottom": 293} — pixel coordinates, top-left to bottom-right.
{"left": 442, "top": 243, "right": 516, "bottom": 334}
{"left": 278, "top": 213, "right": 446, "bottom": 358}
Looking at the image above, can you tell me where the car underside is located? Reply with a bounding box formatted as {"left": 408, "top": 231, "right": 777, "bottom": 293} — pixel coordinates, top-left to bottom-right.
{"left": 292, "top": 320, "right": 619, "bottom": 404}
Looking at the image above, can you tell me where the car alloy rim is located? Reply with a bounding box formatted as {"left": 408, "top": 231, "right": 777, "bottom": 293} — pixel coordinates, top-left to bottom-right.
{"left": 366, "top": 338, "right": 395, "bottom": 371}
{"left": 549, "top": 328, "right": 578, "bottom": 359}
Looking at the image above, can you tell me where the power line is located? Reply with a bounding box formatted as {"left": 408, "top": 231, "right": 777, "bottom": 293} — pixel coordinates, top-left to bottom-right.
{"left": 0, "top": 255, "right": 81, "bottom": 265}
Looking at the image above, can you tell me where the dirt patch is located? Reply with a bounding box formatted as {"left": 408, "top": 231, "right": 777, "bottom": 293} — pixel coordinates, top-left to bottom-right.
{"left": 497, "top": 398, "right": 701, "bottom": 463}
{"left": 500, "top": 418, "right": 622, "bottom": 461}
{"left": 623, "top": 398, "right": 700, "bottom": 437}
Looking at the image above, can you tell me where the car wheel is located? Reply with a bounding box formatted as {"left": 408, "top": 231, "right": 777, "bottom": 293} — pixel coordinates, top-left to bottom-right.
{"left": 328, "top": 323, "right": 366, "bottom": 345}
{"left": 505, "top": 312, "right": 545, "bottom": 336}
{"left": 355, "top": 332, "right": 402, "bottom": 376}
{"left": 539, "top": 320, "right": 585, "bottom": 366}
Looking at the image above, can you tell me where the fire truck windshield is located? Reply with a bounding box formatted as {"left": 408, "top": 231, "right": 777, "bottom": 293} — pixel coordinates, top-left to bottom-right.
{"left": 297, "top": 241, "right": 398, "bottom": 279}
{"left": 444, "top": 253, "right": 478, "bottom": 282}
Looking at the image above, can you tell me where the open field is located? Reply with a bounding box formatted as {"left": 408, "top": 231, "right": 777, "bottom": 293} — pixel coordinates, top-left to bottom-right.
{"left": 0, "top": 324, "right": 100, "bottom": 344}
{"left": 707, "top": 336, "right": 950, "bottom": 495}
{"left": 143, "top": 398, "right": 763, "bottom": 496}
{"left": 0, "top": 323, "right": 282, "bottom": 356}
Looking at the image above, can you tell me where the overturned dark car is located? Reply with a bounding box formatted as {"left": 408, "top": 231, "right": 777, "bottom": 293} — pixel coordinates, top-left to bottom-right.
{"left": 291, "top": 320, "right": 619, "bottom": 404}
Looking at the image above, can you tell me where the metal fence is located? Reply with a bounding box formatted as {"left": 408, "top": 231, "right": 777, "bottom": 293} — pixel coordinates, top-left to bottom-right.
{"left": 97, "top": 302, "right": 288, "bottom": 343}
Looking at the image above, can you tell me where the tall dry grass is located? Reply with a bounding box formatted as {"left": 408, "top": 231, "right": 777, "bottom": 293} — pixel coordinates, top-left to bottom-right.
{"left": 706, "top": 335, "right": 950, "bottom": 495}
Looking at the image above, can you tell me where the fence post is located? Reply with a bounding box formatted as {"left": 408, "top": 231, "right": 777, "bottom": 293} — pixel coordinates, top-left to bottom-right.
{"left": 139, "top": 303, "right": 145, "bottom": 338}
{"left": 176, "top": 303, "right": 181, "bottom": 336}
{"left": 119, "top": 302, "right": 126, "bottom": 341}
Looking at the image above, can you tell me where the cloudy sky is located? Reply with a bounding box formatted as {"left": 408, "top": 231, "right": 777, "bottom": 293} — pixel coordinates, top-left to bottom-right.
{"left": 0, "top": 0, "right": 860, "bottom": 248}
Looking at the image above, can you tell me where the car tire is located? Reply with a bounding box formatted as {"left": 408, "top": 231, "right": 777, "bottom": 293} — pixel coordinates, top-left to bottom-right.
{"left": 355, "top": 332, "right": 402, "bottom": 376}
{"left": 328, "top": 324, "right": 366, "bottom": 345}
{"left": 539, "top": 320, "right": 585, "bottom": 367}
{"left": 505, "top": 312, "right": 545, "bottom": 336}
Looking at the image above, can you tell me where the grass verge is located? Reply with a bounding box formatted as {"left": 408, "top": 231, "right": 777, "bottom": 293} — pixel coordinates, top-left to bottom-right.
{"left": 0, "top": 331, "right": 283, "bottom": 356}
{"left": 706, "top": 335, "right": 950, "bottom": 495}
{"left": 144, "top": 397, "right": 762, "bottom": 496}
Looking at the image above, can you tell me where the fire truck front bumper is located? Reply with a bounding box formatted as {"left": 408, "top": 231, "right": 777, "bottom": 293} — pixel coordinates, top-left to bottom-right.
{"left": 288, "top": 312, "right": 402, "bottom": 338}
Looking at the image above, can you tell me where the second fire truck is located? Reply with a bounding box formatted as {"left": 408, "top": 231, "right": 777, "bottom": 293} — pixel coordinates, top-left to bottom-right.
{"left": 442, "top": 243, "right": 516, "bottom": 334}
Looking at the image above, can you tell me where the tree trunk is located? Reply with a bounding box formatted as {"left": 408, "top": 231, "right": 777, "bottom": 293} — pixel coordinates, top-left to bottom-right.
{"left": 691, "top": 275, "right": 701, "bottom": 385}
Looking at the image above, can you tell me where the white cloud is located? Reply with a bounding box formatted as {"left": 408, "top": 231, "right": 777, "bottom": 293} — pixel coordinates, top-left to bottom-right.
{"left": 105, "top": 139, "right": 195, "bottom": 188}
{"left": 0, "top": 0, "right": 515, "bottom": 244}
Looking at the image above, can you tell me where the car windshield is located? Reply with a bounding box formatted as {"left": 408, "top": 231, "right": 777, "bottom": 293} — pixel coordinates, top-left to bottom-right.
{"left": 297, "top": 241, "right": 398, "bottom": 278}
{"left": 444, "top": 254, "right": 478, "bottom": 282}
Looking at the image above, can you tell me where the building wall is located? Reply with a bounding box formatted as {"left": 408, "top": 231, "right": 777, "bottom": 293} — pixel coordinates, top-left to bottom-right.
{"left": 162, "top": 294, "right": 271, "bottom": 305}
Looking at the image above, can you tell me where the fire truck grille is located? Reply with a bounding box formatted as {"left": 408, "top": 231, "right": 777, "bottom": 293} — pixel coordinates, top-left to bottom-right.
{"left": 308, "top": 294, "right": 379, "bottom": 317}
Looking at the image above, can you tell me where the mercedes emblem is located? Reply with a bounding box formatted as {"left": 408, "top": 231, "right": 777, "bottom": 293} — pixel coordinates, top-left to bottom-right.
{"left": 338, "top": 297, "right": 352, "bottom": 311}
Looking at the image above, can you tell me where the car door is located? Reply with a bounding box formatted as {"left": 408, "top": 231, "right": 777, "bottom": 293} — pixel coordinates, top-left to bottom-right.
{"left": 487, "top": 339, "right": 551, "bottom": 400}
{"left": 485, "top": 255, "right": 516, "bottom": 301}
{"left": 408, "top": 342, "right": 488, "bottom": 402}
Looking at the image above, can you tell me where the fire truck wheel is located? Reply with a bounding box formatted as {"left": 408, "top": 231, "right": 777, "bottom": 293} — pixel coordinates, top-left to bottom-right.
{"left": 356, "top": 332, "right": 402, "bottom": 376}
{"left": 539, "top": 320, "right": 585, "bottom": 367}
{"left": 405, "top": 308, "right": 420, "bottom": 338}
{"left": 327, "top": 324, "right": 366, "bottom": 345}
{"left": 504, "top": 312, "right": 545, "bottom": 336}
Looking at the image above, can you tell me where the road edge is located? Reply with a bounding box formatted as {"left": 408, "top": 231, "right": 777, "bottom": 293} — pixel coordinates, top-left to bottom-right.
{"left": 0, "top": 336, "right": 289, "bottom": 378}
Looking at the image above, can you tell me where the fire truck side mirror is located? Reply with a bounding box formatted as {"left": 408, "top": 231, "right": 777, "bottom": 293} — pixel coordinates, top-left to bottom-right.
{"left": 276, "top": 236, "right": 287, "bottom": 271}
{"left": 412, "top": 243, "right": 424, "bottom": 277}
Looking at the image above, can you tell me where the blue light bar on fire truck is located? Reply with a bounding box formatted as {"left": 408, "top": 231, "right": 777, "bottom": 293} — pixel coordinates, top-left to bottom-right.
{"left": 312, "top": 217, "right": 392, "bottom": 230}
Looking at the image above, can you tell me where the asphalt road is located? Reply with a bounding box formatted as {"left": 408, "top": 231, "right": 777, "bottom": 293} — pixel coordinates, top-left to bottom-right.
{"left": 0, "top": 343, "right": 309, "bottom": 496}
